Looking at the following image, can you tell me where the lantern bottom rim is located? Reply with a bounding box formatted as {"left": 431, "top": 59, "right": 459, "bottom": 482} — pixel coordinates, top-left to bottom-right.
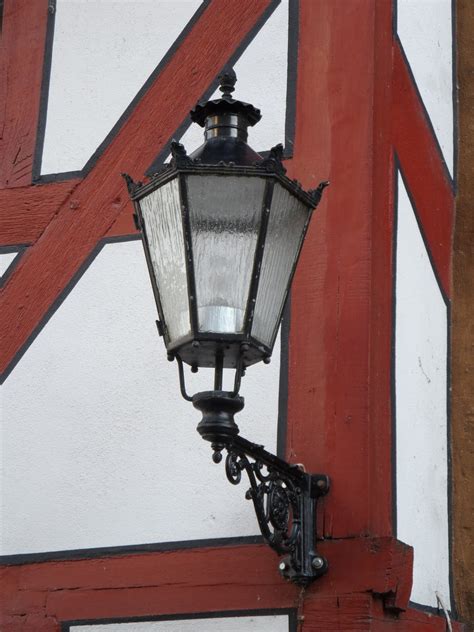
{"left": 166, "top": 334, "right": 271, "bottom": 370}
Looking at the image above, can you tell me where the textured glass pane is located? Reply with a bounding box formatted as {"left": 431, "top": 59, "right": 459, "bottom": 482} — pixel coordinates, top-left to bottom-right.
{"left": 252, "top": 183, "right": 310, "bottom": 348}
{"left": 140, "top": 178, "right": 190, "bottom": 342}
{"left": 187, "top": 175, "right": 266, "bottom": 334}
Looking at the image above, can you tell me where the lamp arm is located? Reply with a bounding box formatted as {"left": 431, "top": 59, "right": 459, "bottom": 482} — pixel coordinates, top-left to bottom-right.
{"left": 217, "top": 433, "right": 329, "bottom": 585}
{"left": 193, "top": 389, "right": 330, "bottom": 586}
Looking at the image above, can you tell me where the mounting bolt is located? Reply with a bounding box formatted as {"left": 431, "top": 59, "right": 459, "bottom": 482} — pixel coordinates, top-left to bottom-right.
{"left": 312, "top": 556, "right": 325, "bottom": 570}
{"left": 263, "top": 356, "right": 271, "bottom": 364}
{"left": 316, "top": 479, "right": 327, "bottom": 491}
{"left": 279, "top": 561, "right": 288, "bottom": 573}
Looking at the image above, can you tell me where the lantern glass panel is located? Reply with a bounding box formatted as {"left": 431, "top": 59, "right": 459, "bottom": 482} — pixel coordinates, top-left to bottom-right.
{"left": 251, "top": 182, "right": 310, "bottom": 348}
{"left": 186, "top": 174, "right": 266, "bottom": 334}
{"left": 140, "top": 178, "right": 191, "bottom": 343}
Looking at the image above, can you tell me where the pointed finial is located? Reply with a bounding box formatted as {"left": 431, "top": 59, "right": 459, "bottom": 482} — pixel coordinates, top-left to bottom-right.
{"left": 308, "top": 181, "right": 330, "bottom": 207}
{"left": 218, "top": 68, "right": 237, "bottom": 98}
{"left": 121, "top": 172, "right": 136, "bottom": 194}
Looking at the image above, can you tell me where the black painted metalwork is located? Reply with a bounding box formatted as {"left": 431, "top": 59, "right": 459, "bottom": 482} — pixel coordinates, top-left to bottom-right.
{"left": 123, "top": 69, "right": 328, "bottom": 371}
{"left": 244, "top": 180, "right": 274, "bottom": 336}
{"left": 123, "top": 68, "right": 330, "bottom": 586}
{"left": 193, "top": 389, "right": 330, "bottom": 585}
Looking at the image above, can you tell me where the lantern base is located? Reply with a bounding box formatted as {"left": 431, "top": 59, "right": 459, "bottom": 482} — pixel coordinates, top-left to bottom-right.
{"left": 193, "top": 391, "right": 243, "bottom": 456}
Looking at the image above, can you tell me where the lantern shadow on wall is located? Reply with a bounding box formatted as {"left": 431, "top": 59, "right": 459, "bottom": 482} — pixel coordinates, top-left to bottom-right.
{"left": 123, "top": 69, "right": 329, "bottom": 585}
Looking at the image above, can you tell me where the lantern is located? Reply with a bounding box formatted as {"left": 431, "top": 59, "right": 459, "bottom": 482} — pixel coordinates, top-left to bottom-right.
{"left": 125, "top": 70, "right": 327, "bottom": 373}
{"left": 123, "top": 70, "right": 330, "bottom": 586}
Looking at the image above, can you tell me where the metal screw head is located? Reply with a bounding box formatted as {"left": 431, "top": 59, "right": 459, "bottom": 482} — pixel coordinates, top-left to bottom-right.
{"left": 312, "top": 556, "right": 325, "bottom": 570}
{"left": 279, "top": 561, "right": 288, "bottom": 572}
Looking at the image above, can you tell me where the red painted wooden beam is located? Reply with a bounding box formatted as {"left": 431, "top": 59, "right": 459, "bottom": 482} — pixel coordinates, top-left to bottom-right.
{"left": 0, "top": 538, "right": 411, "bottom": 627}
{"left": 393, "top": 41, "right": 454, "bottom": 298}
{"left": 367, "top": 0, "right": 396, "bottom": 539}
{"left": 2, "top": 538, "right": 462, "bottom": 631}
{"left": 106, "top": 200, "right": 138, "bottom": 239}
{"left": 0, "top": 0, "right": 50, "bottom": 188}
{"left": 286, "top": 0, "right": 394, "bottom": 539}
{"left": 0, "top": 181, "right": 81, "bottom": 247}
{"left": 0, "top": 0, "right": 273, "bottom": 378}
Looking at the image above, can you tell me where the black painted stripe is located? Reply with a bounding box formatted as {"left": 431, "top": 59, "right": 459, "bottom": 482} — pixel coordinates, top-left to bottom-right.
{"left": 62, "top": 608, "right": 296, "bottom": 631}
{"left": 0, "top": 535, "right": 264, "bottom": 567}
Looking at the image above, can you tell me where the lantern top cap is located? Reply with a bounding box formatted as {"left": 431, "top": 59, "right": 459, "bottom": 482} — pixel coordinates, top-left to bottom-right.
{"left": 190, "top": 68, "right": 262, "bottom": 128}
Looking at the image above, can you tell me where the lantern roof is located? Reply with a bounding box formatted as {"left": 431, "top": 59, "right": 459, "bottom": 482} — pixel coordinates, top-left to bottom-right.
{"left": 190, "top": 68, "right": 262, "bottom": 128}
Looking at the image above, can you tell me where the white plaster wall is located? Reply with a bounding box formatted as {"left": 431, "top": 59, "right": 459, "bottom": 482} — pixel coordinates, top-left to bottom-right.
{"left": 0, "top": 240, "right": 281, "bottom": 555}
{"left": 41, "top": 0, "right": 202, "bottom": 175}
{"left": 395, "top": 173, "right": 450, "bottom": 608}
{"left": 0, "top": 252, "right": 18, "bottom": 278}
{"left": 397, "top": 0, "right": 454, "bottom": 175}
{"left": 73, "top": 615, "right": 289, "bottom": 632}
{"left": 174, "top": 0, "right": 289, "bottom": 157}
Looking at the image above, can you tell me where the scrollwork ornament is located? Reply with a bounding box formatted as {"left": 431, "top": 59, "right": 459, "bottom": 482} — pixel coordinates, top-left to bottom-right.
{"left": 253, "top": 460, "right": 271, "bottom": 482}
{"left": 203, "top": 431, "right": 329, "bottom": 584}
{"left": 225, "top": 451, "right": 242, "bottom": 485}
{"left": 269, "top": 482, "right": 291, "bottom": 531}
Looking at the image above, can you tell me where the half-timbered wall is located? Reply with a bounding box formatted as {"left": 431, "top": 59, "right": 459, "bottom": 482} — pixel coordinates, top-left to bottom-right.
{"left": 0, "top": 0, "right": 468, "bottom": 630}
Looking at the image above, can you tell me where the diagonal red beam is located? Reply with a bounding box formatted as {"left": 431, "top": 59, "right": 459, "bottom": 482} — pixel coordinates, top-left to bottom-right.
{"left": 393, "top": 41, "right": 454, "bottom": 298}
{"left": 0, "top": 0, "right": 273, "bottom": 377}
{"left": 0, "top": 180, "right": 81, "bottom": 246}
{"left": 0, "top": 0, "right": 50, "bottom": 188}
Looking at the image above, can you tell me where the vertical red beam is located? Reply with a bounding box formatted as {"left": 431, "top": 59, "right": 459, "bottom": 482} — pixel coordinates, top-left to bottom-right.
{"left": 287, "top": 0, "right": 393, "bottom": 538}
{"left": 0, "top": 0, "right": 50, "bottom": 187}
{"left": 367, "top": 0, "right": 395, "bottom": 537}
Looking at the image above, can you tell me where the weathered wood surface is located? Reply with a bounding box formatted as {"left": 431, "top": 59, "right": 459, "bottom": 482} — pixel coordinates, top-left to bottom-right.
{"left": 452, "top": 0, "right": 474, "bottom": 626}
{"left": 1, "top": 538, "right": 459, "bottom": 631}
{"left": 287, "top": 0, "right": 391, "bottom": 539}
{"left": 0, "top": 181, "right": 81, "bottom": 247}
{"left": 0, "top": 0, "right": 49, "bottom": 188}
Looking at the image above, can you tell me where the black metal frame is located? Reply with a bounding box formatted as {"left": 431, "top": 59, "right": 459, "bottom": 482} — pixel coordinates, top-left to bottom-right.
{"left": 122, "top": 72, "right": 331, "bottom": 586}
{"left": 191, "top": 384, "right": 330, "bottom": 586}
{"left": 244, "top": 179, "right": 274, "bottom": 333}
{"left": 124, "top": 143, "right": 328, "bottom": 372}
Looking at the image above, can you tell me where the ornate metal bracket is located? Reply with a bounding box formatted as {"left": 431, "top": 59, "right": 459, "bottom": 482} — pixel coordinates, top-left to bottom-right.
{"left": 192, "top": 390, "right": 330, "bottom": 585}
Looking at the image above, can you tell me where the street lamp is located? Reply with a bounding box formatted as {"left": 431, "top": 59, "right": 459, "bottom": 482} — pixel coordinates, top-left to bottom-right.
{"left": 123, "top": 69, "right": 329, "bottom": 585}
